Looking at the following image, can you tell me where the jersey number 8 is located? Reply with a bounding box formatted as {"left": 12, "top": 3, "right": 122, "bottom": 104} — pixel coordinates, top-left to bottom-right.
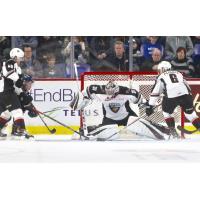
{"left": 169, "top": 74, "right": 179, "bottom": 83}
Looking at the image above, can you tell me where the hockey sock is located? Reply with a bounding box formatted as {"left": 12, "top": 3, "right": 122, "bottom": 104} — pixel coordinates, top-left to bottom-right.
{"left": 192, "top": 118, "right": 200, "bottom": 129}
{"left": 13, "top": 118, "right": 26, "bottom": 132}
{"left": 0, "top": 117, "right": 11, "bottom": 129}
{"left": 165, "top": 117, "right": 175, "bottom": 129}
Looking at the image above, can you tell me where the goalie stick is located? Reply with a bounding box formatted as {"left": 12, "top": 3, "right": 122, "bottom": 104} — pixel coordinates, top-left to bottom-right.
{"left": 177, "top": 125, "right": 199, "bottom": 134}
{"left": 74, "top": 62, "right": 88, "bottom": 138}
{"left": 33, "top": 107, "right": 89, "bottom": 140}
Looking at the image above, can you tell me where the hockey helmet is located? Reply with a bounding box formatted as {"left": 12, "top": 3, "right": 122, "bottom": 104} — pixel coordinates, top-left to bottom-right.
{"left": 22, "top": 74, "right": 34, "bottom": 92}
{"left": 105, "top": 81, "right": 119, "bottom": 96}
{"left": 157, "top": 61, "right": 172, "bottom": 73}
{"left": 10, "top": 48, "right": 24, "bottom": 60}
{"left": 23, "top": 74, "right": 33, "bottom": 82}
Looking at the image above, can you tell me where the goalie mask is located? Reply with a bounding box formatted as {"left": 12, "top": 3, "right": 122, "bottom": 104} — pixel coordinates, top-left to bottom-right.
{"left": 105, "top": 81, "right": 119, "bottom": 96}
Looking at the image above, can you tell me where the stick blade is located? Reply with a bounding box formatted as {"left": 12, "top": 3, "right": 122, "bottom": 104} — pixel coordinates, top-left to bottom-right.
{"left": 50, "top": 128, "right": 56, "bottom": 134}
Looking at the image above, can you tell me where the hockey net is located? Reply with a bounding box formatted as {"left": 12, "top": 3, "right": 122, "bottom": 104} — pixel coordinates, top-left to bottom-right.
{"left": 81, "top": 72, "right": 183, "bottom": 139}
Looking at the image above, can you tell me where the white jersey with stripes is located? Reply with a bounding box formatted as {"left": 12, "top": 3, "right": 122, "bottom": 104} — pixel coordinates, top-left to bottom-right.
{"left": 149, "top": 70, "right": 191, "bottom": 106}
{"left": 85, "top": 85, "right": 144, "bottom": 121}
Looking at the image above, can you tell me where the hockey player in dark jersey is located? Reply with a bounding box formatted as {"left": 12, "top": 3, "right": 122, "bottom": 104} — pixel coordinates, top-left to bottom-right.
{"left": 0, "top": 74, "right": 37, "bottom": 137}
{"left": 16, "top": 74, "right": 37, "bottom": 117}
{"left": 12, "top": 74, "right": 38, "bottom": 133}
{"left": 146, "top": 61, "right": 200, "bottom": 137}
{"left": 71, "top": 81, "right": 171, "bottom": 140}
{"left": 0, "top": 48, "right": 34, "bottom": 138}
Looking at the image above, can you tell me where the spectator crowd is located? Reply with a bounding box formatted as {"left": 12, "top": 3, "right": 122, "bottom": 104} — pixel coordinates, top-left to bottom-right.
{"left": 0, "top": 36, "right": 200, "bottom": 78}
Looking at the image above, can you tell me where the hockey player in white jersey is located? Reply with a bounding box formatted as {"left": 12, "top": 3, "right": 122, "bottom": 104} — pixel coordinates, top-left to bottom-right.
{"left": 0, "top": 48, "right": 34, "bottom": 138}
{"left": 146, "top": 61, "right": 200, "bottom": 137}
{"left": 70, "top": 81, "right": 171, "bottom": 141}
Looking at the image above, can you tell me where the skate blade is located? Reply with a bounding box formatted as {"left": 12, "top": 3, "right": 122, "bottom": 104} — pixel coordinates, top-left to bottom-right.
{"left": 168, "top": 136, "right": 181, "bottom": 140}
{"left": 9, "top": 135, "right": 35, "bottom": 141}
{"left": 0, "top": 136, "right": 7, "bottom": 140}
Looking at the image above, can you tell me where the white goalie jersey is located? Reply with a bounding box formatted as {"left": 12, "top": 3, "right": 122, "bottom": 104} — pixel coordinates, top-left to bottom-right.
{"left": 149, "top": 70, "right": 191, "bottom": 105}
{"left": 85, "top": 85, "right": 145, "bottom": 121}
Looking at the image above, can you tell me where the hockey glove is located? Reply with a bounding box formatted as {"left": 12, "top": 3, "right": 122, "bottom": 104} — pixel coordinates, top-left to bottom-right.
{"left": 19, "top": 92, "right": 33, "bottom": 105}
{"left": 28, "top": 110, "right": 38, "bottom": 118}
{"left": 5, "top": 59, "right": 16, "bottom": 71}
{"left": 19, "top": 92, "right": 33, "bottom": 110}
{"left": 145, "top": 104, "right": 154, "bottom": 116}
{"left": 15, "top": 74, "right": 25, "bottom": 88}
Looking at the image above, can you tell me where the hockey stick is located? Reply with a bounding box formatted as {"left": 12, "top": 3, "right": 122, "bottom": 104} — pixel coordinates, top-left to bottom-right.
{"left": 43, "top": 107, "right": 66, "bottom": 114}
{"left": 33, "top": 107, "right": 89, "bottom": 140}
{"left": 37, "top": 112, "right": 56, "bottom": 134}
{"left": 103, "top": 103, "right": 162, "bottom": 141}
{"left": 177, "top": 125, "right": 199, "bottom": 134}
{"left": 74, "top": 62, "right": 88, "bottom": 138}
{"left": 31, "top": 105, "right": 56, "bottom": 134}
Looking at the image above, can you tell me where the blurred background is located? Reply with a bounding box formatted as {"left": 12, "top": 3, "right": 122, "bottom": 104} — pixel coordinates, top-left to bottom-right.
{"left": 1, "top": 36, "right": 200, "bottom": 78}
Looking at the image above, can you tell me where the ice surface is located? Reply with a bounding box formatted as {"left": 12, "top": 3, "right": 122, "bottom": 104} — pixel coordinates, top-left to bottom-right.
{"left": 0, "top": 134, "right": 200, "bottom": 162}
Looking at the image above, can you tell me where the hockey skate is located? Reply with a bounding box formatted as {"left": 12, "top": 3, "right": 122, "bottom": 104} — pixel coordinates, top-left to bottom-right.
{"left": 0, "top": 124, "right": 9, "bottom": 139}
{"left": 11, "top": 128, "right": 34, "bottom": 140}
{"left": 71, "top": 128, "right": 89, "bottom": 140}
{"left": 23, "top": 131, "right": 34, "bottom": 139}
{"left": 169, "top": 128, "right": 180, "bottom": 139}
{"left": 0, "top": 131, "right": 7, "bottom": 139}
{"left": 71, "top": 132, "right": 81, "bottom": 140}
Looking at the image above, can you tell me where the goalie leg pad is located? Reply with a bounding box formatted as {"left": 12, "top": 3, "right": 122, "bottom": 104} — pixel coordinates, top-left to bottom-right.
{"left": 127, "top": 118, "right": 167, "bottom": 140}
{"left": 87, "top": 124, "right": 120, "bottom": 141}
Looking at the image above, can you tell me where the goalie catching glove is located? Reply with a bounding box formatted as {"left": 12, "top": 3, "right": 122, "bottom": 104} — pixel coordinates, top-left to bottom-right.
{"left": 70, "top": 91, "right": 90, "bottom": 111}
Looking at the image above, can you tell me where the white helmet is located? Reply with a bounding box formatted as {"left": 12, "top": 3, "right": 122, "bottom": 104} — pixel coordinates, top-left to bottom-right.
{"left": 10, "top": 48, "right": 24, "bottom": 59}
{"left": 157, "top": 61, "right": 172, "bottom": 73}
{"left": 105, "top": 81, "right": 119, "bottom": 96}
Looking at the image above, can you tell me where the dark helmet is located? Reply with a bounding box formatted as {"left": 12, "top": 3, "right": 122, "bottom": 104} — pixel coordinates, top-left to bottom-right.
{"left": 22, "top": 74, "right": 34, "bottom": 92}
{"left": 23, "top": 74, "right": 33, "bottom": 82}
